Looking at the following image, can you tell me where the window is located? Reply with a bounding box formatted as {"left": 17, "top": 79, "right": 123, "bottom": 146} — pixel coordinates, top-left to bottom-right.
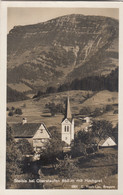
{"left": 40, "top": 129, "right": 43, "bottom": 133}
{"left": 65, "top": 137, "right": 67, "bottom": 140}
{"left": 64, "top": 126, "right": 69, "bottom": 132}
{"left": 64, "top": 126, "right": 67, "bottom": 132}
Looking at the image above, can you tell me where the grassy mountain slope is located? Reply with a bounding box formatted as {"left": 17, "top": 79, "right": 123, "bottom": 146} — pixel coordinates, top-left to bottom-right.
{"left": 7, "top": 14, "right": 118, "bottom": 92}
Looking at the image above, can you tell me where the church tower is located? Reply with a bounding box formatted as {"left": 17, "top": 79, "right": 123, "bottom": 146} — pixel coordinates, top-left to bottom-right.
{"left": 61, "top": 96, "right": 74, "bottom": 145}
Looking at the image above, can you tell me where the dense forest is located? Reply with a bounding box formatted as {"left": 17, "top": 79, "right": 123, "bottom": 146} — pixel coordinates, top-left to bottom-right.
{"left": 58, "top": 67, "right": 118, "bottom": 92}
{"left": 7, "top": 68, "right": 118, "bottom": 102}
{"left": 7, "top": 86, "right": 29, "bottom": 102}
{"left": 33, "top": 68, "right": 118, "bottom": 99}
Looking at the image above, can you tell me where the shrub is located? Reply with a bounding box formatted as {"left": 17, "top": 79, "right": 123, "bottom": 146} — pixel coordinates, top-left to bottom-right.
{"left": 8, "top": 111, "right": 14, "bottom": 116}
{"left": 45, "top": 102, "right": 65, "bottom": 116}
{"left": 46, "top": 86, "right": 57, "bottom": 94}
{"left": 106, "top": 104, "right": 113, "bottom": 112}
{"left": 15, "top": 108, "right": 23, "bottom": 115}
{"left": 71, "top": 140, "right": 87, "bottom": 158}
{"left": 16, "top": 139, "right": 33, "bottom": 155}
{"left": 40, "top": 138, "right": 64, "bottom": 165}
{"left": 92, "top": 107, "right": 103, "bottom": 117}
{"left": 113, "top": 110, "right": 118, "bottom": 114}
{"left": 75, "top": 119, "right": 82, "bottom": 127}
{"left": 23, "top": 104, "right": 26, "bottom": 108}
{"left": 33, "top": 90, "right": 44, "bottom": 99}
{"left": 108, "top": 98, "right": 111, "bottom": 102}
{"left": 79, "top": 107, "right": 91, "bottom": 115}
{"left": 57, "top": 157, "right": 78, "bottom": 178}
{"left": 11, "top": 106, "right": 15, "bottom": 110}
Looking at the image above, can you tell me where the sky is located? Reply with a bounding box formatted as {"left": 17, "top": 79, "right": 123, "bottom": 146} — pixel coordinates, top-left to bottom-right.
{"left": 8, "top": 7, "right": 119, "bottom": 33}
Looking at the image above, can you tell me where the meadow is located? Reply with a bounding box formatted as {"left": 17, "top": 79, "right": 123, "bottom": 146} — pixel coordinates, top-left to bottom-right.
{"left": 7, "top": 90, "right": 118, "bottom": 129}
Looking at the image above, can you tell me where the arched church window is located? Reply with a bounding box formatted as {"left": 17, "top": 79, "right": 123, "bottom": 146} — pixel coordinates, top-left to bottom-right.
{"left": 64, "top": 126, "right": 67, "bottom": 132}
{"left": 67, "top": 126, "right": 69, "bottom": 132}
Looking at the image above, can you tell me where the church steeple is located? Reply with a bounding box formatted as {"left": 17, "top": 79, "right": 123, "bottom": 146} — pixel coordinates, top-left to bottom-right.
{"left": 61, "top": 96, "right": 74, "bottom": 145}
{"left": 65, "top": 96, "right": 72, "bottom": 119}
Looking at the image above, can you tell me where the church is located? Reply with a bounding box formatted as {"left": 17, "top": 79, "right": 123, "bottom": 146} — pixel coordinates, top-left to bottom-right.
{"left": 61, "top": 97, "right": 74, "bottom": 145}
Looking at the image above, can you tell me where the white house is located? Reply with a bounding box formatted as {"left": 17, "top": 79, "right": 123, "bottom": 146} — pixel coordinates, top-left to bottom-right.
{"left": 84, "top": 117, "right": 91, "bottom": 123}
{"left": 98, "top": 137, "right": 116, "bottom": 147}
{"left": 61, "top": 96, "right": 74, "bottom": 145}
{"left": 13, "top": 120, "right": 51, "bottom": 152}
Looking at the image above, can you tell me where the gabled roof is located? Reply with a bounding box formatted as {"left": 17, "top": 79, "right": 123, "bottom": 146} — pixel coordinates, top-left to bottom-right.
{"left": 61, "top": 117, "right": 73, "bottom": 123}
{"left": 98, "top": 139, "right": 107, "bottom": 146}
{"left": 98, "top": 136, "right": 116, "bottom": 146}
{"left": 12, "top": 122, "right": 51, "bottom": 138}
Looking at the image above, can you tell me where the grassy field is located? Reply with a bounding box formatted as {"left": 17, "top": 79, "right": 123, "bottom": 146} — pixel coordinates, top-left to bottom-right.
{"left": 8, "top": 83, "right": 32, "bottom": 93}
{"left": 7, "top": 90, "right": 118, "bottom": 129}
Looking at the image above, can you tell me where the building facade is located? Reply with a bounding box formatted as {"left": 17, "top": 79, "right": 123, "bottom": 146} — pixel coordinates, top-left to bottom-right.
{"left": 13, "top": 121, "right": 51, "bottom": 152}
{"left": 61, "top": 97, "right": 74, "bottom": 145}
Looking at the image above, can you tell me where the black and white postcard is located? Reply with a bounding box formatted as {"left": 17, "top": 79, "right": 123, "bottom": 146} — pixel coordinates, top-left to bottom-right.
{"left": 0, "top": 1, "right": 123, "bottom": 194}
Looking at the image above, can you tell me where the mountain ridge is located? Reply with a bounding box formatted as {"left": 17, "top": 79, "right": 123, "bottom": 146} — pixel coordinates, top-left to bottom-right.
{"left": 7, "top": 14, "right": 118, "bottom": 93}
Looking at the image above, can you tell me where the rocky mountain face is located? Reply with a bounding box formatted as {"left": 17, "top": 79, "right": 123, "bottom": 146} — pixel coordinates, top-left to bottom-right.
{"left": 7, "top": 14, "right": 118, "bottom": 92}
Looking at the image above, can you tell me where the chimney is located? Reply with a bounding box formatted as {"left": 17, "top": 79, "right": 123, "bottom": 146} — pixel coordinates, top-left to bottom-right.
{"left": 22, "top": 118, "right": 27, "bottom": 124}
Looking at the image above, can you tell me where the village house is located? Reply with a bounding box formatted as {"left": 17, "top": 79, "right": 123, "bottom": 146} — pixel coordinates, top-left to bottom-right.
{"left": 13, "top": 118, "right": 51, "bottom": 152}
{"left": 81, "top": 116, "right": 92, "bottom": 132}
{"left": 98, "top": 137, "right": 117, "bottom": 148}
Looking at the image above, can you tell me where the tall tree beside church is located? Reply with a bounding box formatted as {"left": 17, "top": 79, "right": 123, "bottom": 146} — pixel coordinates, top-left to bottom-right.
{"left": 40, "top": 136, "right": 64, "bottom": 166}
{"left": 91, "top": 120, "right": 113, "bottom": 139}
{"left": 91, "top": 120, "right": 114, "bottom": 150}
{"left": 6, "top": 124, "right": 23, "bottom": 188}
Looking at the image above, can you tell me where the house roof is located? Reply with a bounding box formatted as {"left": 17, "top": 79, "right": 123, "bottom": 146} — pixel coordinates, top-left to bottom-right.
{"left": 98, "top": 136, "right": 116, "bottom": 146}
{"left": 12, "top": 122, "right": 51, "bottom": 138}
{"left": 98, "top": 139, "right": 107, "bottom": 146}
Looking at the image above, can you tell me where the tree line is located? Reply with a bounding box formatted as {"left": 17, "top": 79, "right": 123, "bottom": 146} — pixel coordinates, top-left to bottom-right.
{"left": 33, "top": 68, "right": 118, "bottom": 99}
{"left": 7, "top": 86, "right": 29, "bottom": 102}
{"left": 58, "top": 67, "right": 118, "bottom": 92}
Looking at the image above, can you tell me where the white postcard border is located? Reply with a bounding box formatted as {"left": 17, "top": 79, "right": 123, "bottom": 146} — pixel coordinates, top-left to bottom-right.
{"left": 0, "top": 1, "right": 123, "bottom": 195}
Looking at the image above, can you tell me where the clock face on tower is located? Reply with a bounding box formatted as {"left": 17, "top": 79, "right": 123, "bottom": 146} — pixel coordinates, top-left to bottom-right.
{"left": 65, "top": 119, "right": 68, "bottom": 123}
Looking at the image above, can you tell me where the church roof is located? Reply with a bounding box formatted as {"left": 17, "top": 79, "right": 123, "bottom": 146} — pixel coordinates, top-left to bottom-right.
{"left": 61, "top": 96, "right": 73, "bottom": 123}
{"left": 65, "top": 96, "right": 72, "bottom": 119}
{"left": 61, "top": 117, "right": 73, "bottom": 123}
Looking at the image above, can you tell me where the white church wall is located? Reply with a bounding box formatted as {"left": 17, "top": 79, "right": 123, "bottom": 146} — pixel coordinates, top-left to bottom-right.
{"left": 61, "top": 119, "right": 74, "bottom": 145}
{"left": 62, "top": 133, "right": 71, "bottom": 145}
{"left": 61, "top": 97, "right": 74, "bottom": 146}
{"left": 71, "top": 119, "right": 74, "bottom": 140}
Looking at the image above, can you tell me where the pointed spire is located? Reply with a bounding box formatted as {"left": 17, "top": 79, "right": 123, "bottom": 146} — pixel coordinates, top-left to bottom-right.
{"left": 66, "top": 96, "right": 72, "bottom": 119}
